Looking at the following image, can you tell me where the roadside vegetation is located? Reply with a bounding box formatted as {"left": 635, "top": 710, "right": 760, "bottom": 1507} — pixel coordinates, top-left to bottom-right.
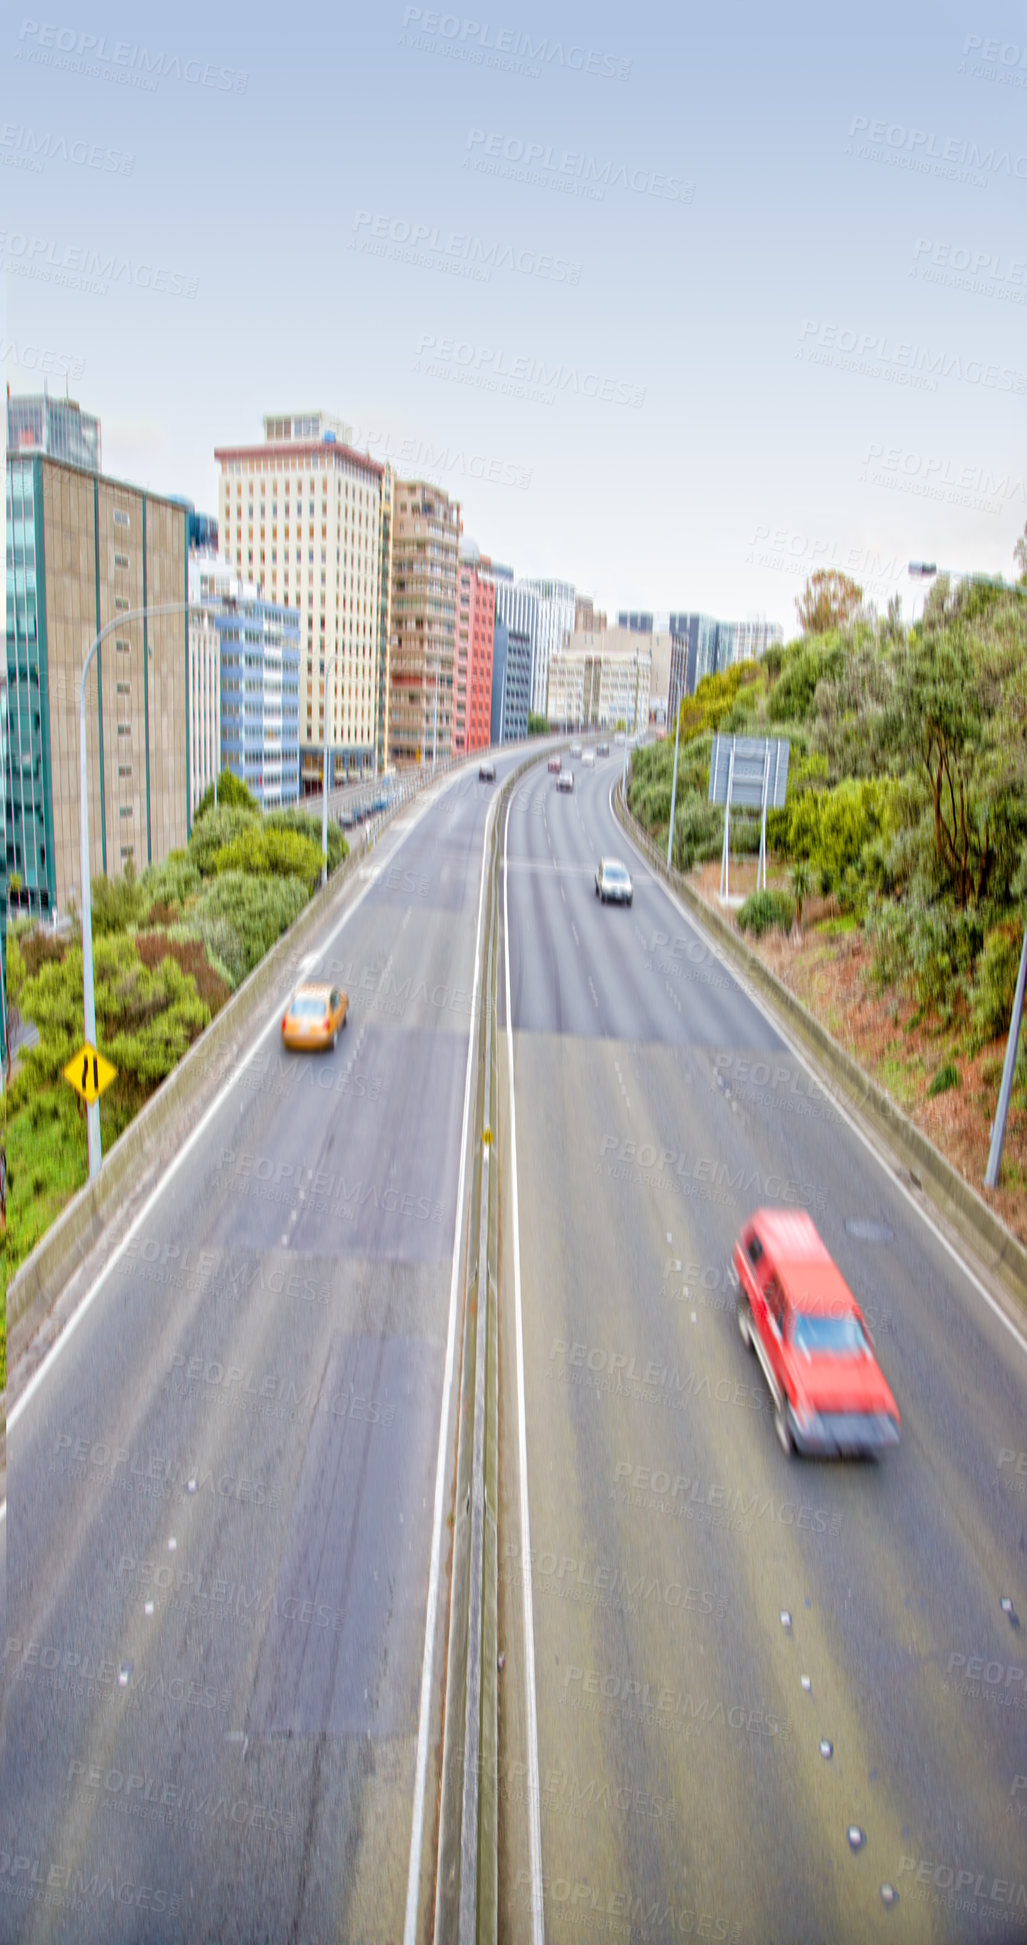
{"left": 4, "top": 773, "right": 348, "bottom": 1299}
{"left": 629, "top": 556, "right": 1027, "bottom": 1226}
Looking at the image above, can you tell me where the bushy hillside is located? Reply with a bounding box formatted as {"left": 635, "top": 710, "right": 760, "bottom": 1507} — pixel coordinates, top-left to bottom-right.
{"left": 631, "top": 576, "right": 1027, "bottom": 1044}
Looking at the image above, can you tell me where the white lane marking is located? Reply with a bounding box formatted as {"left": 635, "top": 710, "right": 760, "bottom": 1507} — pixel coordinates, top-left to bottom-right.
{"left": 502, "top": 783, "right": 546, "bottom": 1945}
{"left": 402, "top": 798, "right": 494, "bottom": 1945}
{"left": 6, "top": 766, "right": 472, "bottom": 1446}
{"left": 615, "top": 818, "right": 1027, "bottom": 1362}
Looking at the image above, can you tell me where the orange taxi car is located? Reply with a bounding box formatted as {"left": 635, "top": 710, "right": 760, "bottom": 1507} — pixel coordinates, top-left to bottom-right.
{"left": 281, "top": 981, "right": 349, "bottom": 1051}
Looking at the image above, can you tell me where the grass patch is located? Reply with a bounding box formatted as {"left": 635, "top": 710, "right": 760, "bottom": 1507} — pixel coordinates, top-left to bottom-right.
{"left": 878, "top": 1055, "right": 922, "bottom": 1109}
{"left": 813, "top": 914, "right": 859, "bottom": 937}
{"left": 6, "top": 1084, "right": 89, "bottom": 1281}
{"left": 928, "top": 1061, "right": 960, "bottom": 1097}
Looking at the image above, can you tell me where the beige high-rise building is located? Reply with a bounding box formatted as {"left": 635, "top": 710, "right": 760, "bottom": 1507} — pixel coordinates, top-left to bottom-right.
{"left": 548, "top": 626, "right": 652, "bottom": 733}
{"left": 6, "top": 441, "right": 188, "bottom": 917}
{"left": 215, "top": 411, "right": 390, "bottom": 791}
{"left": 389, "top": 480, "right": 461, "bottom": 767}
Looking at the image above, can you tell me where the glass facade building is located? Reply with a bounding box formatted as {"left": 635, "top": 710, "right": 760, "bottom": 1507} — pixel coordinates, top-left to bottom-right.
{"left": 5, "top": 458, "right": 53, "bottom": 912}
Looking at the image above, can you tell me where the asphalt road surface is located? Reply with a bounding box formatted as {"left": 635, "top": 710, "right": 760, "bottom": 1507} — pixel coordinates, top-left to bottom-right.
{"left": 496, "top": 754, "right": 1027, "bottom": 1945}
{"left": 0, "top": 763, "right": 507, "bottom": 1945}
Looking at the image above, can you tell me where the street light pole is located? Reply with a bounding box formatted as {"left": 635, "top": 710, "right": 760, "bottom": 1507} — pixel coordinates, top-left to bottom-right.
{"left": 667, "top": 689, "right": 682, "bottom": 871}
{"left": 321, "top": 648, "right": 340, "bottom": 887}
{"left": 432, "top": 648, "right": 439, "bottom": 772}
{"left": 79, "top": 600, "right": 203, "bottom": 1179}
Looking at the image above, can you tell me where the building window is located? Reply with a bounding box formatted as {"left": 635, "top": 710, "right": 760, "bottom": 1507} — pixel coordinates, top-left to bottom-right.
{"left": 114, "top": 552, "right": 129, "bottom": 569}
{"left": 115, "top": 639, "right": 130, "bottom": 653}
{"left": 115, "top": 596, "right": 129, "bottom": 611}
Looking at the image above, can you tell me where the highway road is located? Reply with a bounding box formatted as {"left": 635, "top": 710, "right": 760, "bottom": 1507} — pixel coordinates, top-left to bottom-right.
{"left": 0, "top": 761, "right": 508, "bottom": 1945}
{"left": 496, "top": 753, "right": 1027, "bottom": 1945}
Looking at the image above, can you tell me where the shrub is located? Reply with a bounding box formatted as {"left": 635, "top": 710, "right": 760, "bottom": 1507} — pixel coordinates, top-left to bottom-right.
{"left": 867, "top": 895, "right": 982, "bottom": 1016}
{"left": 188, "top": 870, "right": 308, "bottom": 986}
{"left": 211, "top": 823, "right": 324, "bottom": 893}
{"left": 188, "top": 803, "right": 259, "bottom": 875}
{"left": 786, "top": 776, "right": 902, "bottom": 896}
{"left": 671, "top": 796, "right": 723, "bottom": 872}
{"left": 266, "top": 807, "right": 348, "bottom": 875}
{"left": 194, "top": 769, "right": 259, "bottom": 819}
{"left": 767, "top": 638, "right": 845, "bottom": 724}
{"left": 90, "top": 864, "right": 145, "bottom": 936}
{"left": 737, "top": 890, "right": 795, "bottom": 937}
{"left": 928, "top": 1062, "right": 960, "bottom": 1096}
{"left": 135, "top": 932, "right": 232, "bottom": 1015}
{"left": 970, "top": 922, "right": 1024, "bottom": 1048}
{"left": 139, "top": 850, "right": 201, "bottom": 919}
{"left": 17, "top": 928, "right": 65, "bottom": 982}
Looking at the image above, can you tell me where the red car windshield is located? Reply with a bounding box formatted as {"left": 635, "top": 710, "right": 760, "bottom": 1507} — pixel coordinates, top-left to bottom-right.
{"left": 792, "top": 1312, "right": 869, "bottom": 1356}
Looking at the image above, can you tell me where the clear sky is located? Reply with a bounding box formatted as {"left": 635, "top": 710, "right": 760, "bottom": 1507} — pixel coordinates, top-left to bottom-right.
{"left": 5, "top": 0, "right": 1026, "bottom": 634}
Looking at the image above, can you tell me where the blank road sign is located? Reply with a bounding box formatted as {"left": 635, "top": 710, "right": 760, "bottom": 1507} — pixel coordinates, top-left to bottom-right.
{"left": 709, "top": 736, "right": 790, "bottom": 809}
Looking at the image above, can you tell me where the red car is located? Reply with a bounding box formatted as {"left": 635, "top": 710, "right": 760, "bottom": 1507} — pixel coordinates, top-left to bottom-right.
{"left": 548, "top": 754, "right": 562, "bottom": 773}
{"left": 734, "top": 1208, "right": 900, "bottom": 1457}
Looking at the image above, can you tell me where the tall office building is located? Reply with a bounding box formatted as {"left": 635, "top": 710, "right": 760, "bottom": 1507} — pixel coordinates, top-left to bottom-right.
{"left": 492, "top": 572, "right": 536, "bottom": 744}
{"left": 187, "top": 554, "right": 301, "bottom": 814}
{"left": 216, "top": 585, "right": 301, "bottom": 812}
{"left": 215, "top": 411, "right": 387, "bottom": 792}
{"left": 454, "top": 540, "right": 495, "bottom": 757}
{"left": 7, "top": 389, "right": 101, "bottom": 471}
{"left": 187, "top": 552, "right": 229, "bottom": 817}
{"left": 389, "top": 479, "right": 460, "bottom": 767}
{"left": 6, "top": 440, "right": 189, "bottom": 916}
{"left": 520, "top": 577, "right": 575, "bottom": 717}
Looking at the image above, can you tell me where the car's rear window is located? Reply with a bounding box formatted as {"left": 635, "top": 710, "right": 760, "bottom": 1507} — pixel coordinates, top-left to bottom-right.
{"left": 606, "top": 865, "right": 629, "bottom": 883}
{"left": 291, "top": 996, "right": 327, "bottom": 1019}
{"left": 792, "top": 1313, "right": 869, "bottom": 1356}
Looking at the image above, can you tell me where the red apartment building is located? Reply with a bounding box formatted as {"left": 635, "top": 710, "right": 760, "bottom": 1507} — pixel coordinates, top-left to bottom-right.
{"left": 453, "top": 542, "right": 495, "bottom": 756}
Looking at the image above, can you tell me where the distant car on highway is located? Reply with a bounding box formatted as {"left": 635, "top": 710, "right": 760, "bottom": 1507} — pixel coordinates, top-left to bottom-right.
{"left": 734, "top": 1208, "right": 901, "bottom": 1458}
{"left": 596, "top": 741, "right": 610, "bottom": 758}
{"left": 478, "top": 759, "right": 496, "bottom": 781}
{"left": 556, "top": 770, "right": 574, "bottom": 793}
{"left": 595, "top": 857, "right": 633, "bottom": 905}
{"left": 548, "top": 754, "right": 562, "bottom": 773}
{"left": 281, "top": 982, "right": 349, "bottom": 1051}
{"left": 582, "top": 749, "right": 596, "bottom": 768}
{"left": 570, "top": 741, "right": 583, "bottom": 757}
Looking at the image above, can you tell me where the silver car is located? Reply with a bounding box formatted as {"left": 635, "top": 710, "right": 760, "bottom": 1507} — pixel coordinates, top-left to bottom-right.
{"left": 595, "top": 857, "right": 633, "bottom": 905}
